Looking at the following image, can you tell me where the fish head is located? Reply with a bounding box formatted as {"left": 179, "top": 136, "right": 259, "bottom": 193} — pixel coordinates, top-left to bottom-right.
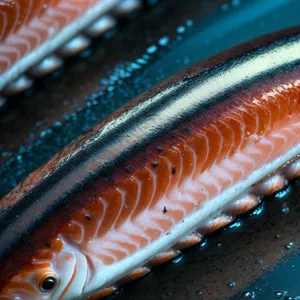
{"left": 0, "top": 237, "right": 88, "bottom": 300}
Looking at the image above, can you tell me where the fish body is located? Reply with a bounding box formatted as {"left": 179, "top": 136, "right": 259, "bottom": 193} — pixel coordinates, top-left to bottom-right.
{"left": 0, "top": 28, "right": 300, "bottom": 299}
{"left": 0, "top": 0, "right": 127, "bottom": 94}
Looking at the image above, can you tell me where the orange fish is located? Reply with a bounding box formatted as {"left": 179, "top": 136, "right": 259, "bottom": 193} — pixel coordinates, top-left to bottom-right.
{"left": 0, "top": 0, "right": 140, "bottom": 96}
{"left": 0, "top": 27, "right": 300, "bottom": 299}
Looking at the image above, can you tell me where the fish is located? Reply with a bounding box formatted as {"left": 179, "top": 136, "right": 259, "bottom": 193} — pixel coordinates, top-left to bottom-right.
{"left": 0, "top": 0, "right": 143, "bottom": 97}
{"left": 0, "top": 26, "right": 300, "bottom": 299}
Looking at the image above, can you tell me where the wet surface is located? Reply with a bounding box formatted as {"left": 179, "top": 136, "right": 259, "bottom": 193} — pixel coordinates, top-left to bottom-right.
{"left": 1, "top": 0, "right": 300, "bottom": 299}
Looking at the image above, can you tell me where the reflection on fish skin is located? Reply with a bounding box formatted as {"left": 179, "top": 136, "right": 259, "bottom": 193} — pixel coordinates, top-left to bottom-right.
{"left": 1, "top": 28, "right": 300, "bottom": 299}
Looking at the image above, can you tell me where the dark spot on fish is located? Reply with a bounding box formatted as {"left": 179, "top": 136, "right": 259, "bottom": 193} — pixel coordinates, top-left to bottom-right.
{"left": 156, "top": 146, "right": 164, "bottom": 152}
{"left": 86, "top": 215, "right": 91, "bottom": 221}
{"left": 153, "top": 161, "right": 159, "bottom": 168}
{"left": 163, "top": 206, "right": 168, "bottom": 213}
{"left": 44, "top": 242, "right": 51, "bottom": 248}
{"left": 172, "top": 167, "right": 176, "bottom": 175}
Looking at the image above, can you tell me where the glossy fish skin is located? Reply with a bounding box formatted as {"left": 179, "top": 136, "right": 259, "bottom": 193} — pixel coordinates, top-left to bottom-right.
{"left": 1, "top": 27, "right": 300, "bottom": 299}
{"left": 0, "top": 0, "right": 120, "bottom": 91}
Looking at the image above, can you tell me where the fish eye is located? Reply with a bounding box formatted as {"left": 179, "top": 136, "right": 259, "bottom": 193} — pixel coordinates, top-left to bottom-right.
{"left": 39, "top": 274, "right": 58, "bottom": 292}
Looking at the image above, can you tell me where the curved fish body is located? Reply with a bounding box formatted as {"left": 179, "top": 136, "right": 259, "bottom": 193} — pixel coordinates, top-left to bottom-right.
{"left": 1, "top": 28, "right": 300, "bottom": 299}
{"left": 0, "top": 0, "right": 135, "bottom": 95}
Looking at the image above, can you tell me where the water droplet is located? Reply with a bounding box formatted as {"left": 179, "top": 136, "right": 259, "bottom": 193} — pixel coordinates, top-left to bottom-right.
{"left": 227, "top": 282, "right": 236, "bottom": 288}
{"left": 250, "top": 204, "right": 264, "bottom": 216}
{"left": 186, "top": 20, "right": 193, "bottom": 27}
{"left": 158, "top": 37, "right": 169, "bottom": 47}
{"left": 241, "top": 291, "right": 255, "bottom": 299}
{"left": 40, "top": 130, "right": 47, "bottom": 138}
{"left": 54, "top": 121, "right": 62, "bottom": 127}
{"left": 200, "top": 239, "right": 208, "bottom": 248}
{"left": 147, "top": 45, "right": 157, "bottom": 54}
{"left": 274, "top": 290, "right": 286, "bottom": 298}
{"left": 196, "top": 290, "right": 202, "bottom": 295}
{"left": 261, "top": 265, "right": 269, "bottom": 271}
{"left": 136, "top": 58, "right": 147, "bottom": 65}
{"left": 255, "top": 259, "right": 264, "bottom": 265}
{"left": 275, "top": 185, "right": 291, "bottom": 199}
{"left": 285, "top": 242, "right": 294, "bottom": 250}
{"left": 172, "top": 255, "right": 183, "bottom": 264}
{"left": 281, "top": 207, "right": 290, "bottom": 214}
{"left": 131, "top": 62, "right": 141, "bottom": 70}
{"left": 177, "top": 26, "right": 186, "bottom": 34}
{"left": 228, "top": 219, "right": 243, "bottom": 229}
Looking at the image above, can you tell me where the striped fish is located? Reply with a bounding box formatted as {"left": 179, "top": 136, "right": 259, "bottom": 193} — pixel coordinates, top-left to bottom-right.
{"left": 0, "top": 0, "right": 137, "bottom": 95}
{"left": 0, "top": 27, "right": 300, "bottom": 299}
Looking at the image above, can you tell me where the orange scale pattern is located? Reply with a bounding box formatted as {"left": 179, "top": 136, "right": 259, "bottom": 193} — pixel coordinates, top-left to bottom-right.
{"left": 52, "top": 77, "right": 300, "bottom": 266}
